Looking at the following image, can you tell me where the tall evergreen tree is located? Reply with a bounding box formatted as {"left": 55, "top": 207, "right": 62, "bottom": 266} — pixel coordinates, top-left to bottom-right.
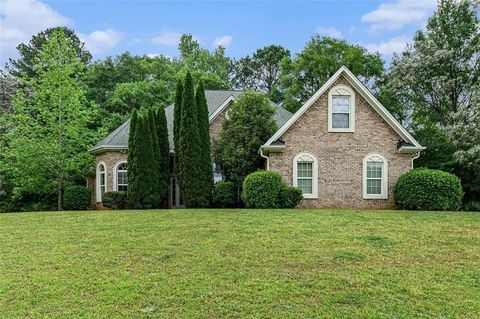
{"left": 148, "top": 109, "right": 162, "bottom": 207}
{"left": 155, "top": 106, "right": 170, "bottom": 205}
{"left": 173, "top": 79, "right": 183, "bottom": 150}
{"left": 127, "top": 109, "right": 139, "bottom": 204}
{"left": 177, "top": 72, "right": 206, "bottom": 207}
{"left": 128, "top": 112, "right": 160, "bottom": 208}
{"left": 195, "top": 80, "right": 213, "bottom": 204}
{"left": 173, "top": 79, "right": 184, "bottom": 182}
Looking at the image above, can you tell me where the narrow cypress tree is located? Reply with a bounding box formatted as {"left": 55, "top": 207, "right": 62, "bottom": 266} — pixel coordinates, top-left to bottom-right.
{"left": 177, "top": 72, "right": 205, "bottom": 207}
{"left": 129, "top": 112, "right": 160, "bottom": 208}
{"left": 155, "top": 106, "right": 170, "bottom": 205}
{"left": 127, "top": 109, "right": 138, "bottom": 207}
{"left": 195, "top": 81, "right": 213, "bottom": 206}
{"left": 173, "top": 79, "right": 183, "bottom": 151}
{"left": 148, "top": 109, "right": 162, "bottom": 207}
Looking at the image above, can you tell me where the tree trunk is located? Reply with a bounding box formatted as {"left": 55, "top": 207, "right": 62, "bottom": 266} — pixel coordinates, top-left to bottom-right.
{"left": 57, "top": 178, "right": 63, "bottom": 211}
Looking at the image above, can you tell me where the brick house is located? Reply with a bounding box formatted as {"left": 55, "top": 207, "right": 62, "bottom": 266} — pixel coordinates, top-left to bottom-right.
{"left": 90, "top": 66, "right": 424, "bottom": 208}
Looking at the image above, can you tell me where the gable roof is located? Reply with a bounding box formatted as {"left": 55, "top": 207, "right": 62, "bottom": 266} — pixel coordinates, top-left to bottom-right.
{"left": 90, "top": 90, "right": 293, "bottom": 154}
{"left": 262, "top": 66, "right": 424, "bottom": 153}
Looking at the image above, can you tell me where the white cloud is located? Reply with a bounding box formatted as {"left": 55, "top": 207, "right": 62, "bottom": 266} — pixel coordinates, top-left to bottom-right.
{"left": 0, "top": 0, "right": 71, "bottom": 62}
{"left": 212, "top": 35, "right": 233, "bottom": 48}
{"left": 79, "top": 28, "right": 125, "bottom": 54}
{"left": 363, "top": 35, "right": 412, "bottom": 56}
{"left": 316, "top": 27, "right": 343, "bottom": 39}
{"left": 361, "top": 0, "right": 436, "bottom": 31}
{"left": 151, "top": 31, "right": 182, "bottom": 46}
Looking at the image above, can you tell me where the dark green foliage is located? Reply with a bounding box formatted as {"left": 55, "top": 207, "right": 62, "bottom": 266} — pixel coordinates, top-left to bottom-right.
{"left": 148, "top": 108, "right": 162, "bottom": 205}
{"left": 127, "top": 113, "right": 161, "bottom": 208}
{"left": 212, "top": 181, "right": 236, "bottom": 208}
{"left": 395, "top": 169, "right": 463, "bottom": 211}
{"left": 464, "top": 201, "right": 480, "bottom": 212}
{"left": 8, "top": 26, "right": 92, "bottom": 79}
{"left": 102, "top": 191, "right": 128, "bottom": 210}
{"left": 173, "top": 79, "right": 183, "bottom": 181}
{"left": 63, "top": 185, "right": 90, "bottom": 211}
{"left": 280, "top": 36, "right": 384, "bottom": 112}
{"left": 177, "top": 72, "right": 207, "bottom": 208}
{"left": 127, "top": 109, "right": 138, "bottom": 205}
{"left": 155, "top": 107, "right": 170, "bottom": 204}
{"left": 213, "top": 92, "right": 277, "bottom": 190}
{"left": 242, "top": 171, "right": 284, "bottom": 208}
{"left": 195, "top": 80, "right": 213, "bottom": 204}
{"left": 278, "top": 186, "right": 303, "bottom": 208}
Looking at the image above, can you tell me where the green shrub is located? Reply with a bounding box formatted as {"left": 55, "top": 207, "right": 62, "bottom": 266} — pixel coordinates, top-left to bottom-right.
{"left": 464, "top": 201, "right": 480, "bottom": 212}
{"left": 102, "top": 191, "right": 128, "bottom": 210}
{"left": 242, "top": 171, "right": 283, "bottom": 208}
{"left": 63, "top": 185, "right": 90, "bottom": 210}
{"left": 213, "top": 181, "right": 236, "bottom": 208}
{"left": 395, "top": 169, "right": 463, "bottom": 211}
{"left": 278, "top": 186, "right": 303, "bottom": 208}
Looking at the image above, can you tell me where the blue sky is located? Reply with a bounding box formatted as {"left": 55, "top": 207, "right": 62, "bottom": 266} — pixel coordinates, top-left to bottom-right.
{"left": 0, "top": 0, "right": 437, "bottom": 64}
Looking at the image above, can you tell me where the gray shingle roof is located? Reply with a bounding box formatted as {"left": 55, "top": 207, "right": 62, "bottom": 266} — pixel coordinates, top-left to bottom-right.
{"left": 91, "top": 90, "right": 293, "bottom": 154}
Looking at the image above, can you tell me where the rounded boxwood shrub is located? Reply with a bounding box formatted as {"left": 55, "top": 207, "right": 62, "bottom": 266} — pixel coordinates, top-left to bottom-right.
{"left": 242, "top": 171, "right": 283, "bottom": 208}
{"left": 213, "top": 181, "right": 236, "bottom": 208}
{"left": 278, "top": 185, "right": 303, "bottom": 208}
{"left": 63, "top": 185, "right": 90, "bottom": 210}
{"left": 395, "top": 169, "right": 463, "bottom": 211}
{"left": 102, "top": 191, "right": 127, "bottom": 210}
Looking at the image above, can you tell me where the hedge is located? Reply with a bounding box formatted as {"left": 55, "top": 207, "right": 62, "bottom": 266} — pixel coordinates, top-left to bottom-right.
{"left": 394, "top": 169, "right": 463, "bottom": 211}
{"left": 242, "top": 171, "right": 303, "bottom": 208}
{"left": 278, "top": 186, "right": 303, "bottom": 208}
{"left": 63, "top": 185, "right": 90, "bottom": 210}
{"left": 102, "top": 191, "right": 128, "bottom": 210}
{"left": 212, "top": 181, "right": 236, "bottom": 208}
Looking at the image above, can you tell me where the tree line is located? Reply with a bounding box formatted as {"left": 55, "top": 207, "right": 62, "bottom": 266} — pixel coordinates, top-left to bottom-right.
{"left": 0, "top": 0, "right": 478, "bottom": 211}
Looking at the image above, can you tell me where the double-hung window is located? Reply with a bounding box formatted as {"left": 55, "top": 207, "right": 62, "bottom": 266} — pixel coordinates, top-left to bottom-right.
{"left": 293, "top": 153, "right": 318, "bottom": 199}
{"left": 116, "top": 162, "right": 128, "bottom": 192}
{"left": 96, "top": 163, "right": 106, "bottom": 202}
{"left": 328, "top": 85, "right": 355, "bottom": 132}
{"left": 363, "top": 154, "right": 388, "bottom": 199}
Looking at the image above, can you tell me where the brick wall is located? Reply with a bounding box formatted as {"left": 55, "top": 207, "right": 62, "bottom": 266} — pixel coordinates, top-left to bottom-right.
{"left": 95, "top": 150, "right": 128, "bottom": 202}
{"left": 268, "top": 75, "right": 413, "bottom": 209}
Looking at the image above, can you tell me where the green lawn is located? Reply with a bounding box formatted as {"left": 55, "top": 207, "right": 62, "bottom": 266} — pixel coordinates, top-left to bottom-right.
{"left": 1, "top": 209, "right": 479, "bottom": 318}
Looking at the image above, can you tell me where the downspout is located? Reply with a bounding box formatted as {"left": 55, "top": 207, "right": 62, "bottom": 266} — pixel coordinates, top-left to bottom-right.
{"left": 260, "top": 147, "right": 269, "bottom": 170}
{"left": 411, "top": 151, "right": 420, "bottom": 169}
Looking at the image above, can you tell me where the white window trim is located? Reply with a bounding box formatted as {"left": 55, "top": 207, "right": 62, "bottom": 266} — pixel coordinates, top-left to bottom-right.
{"left": 293, "top": 153, "right": 318, "bottom": 199}
{"left": 328, "top": 84, "right": 355, "bottom": 133}
{"left": 363, "top": 153, "right": 388, "bottom": 199}
{"left": 96, "top": 162, "right": 107, "bottom": 202}
{"left": 113, "top": 160, "right": 127, "bottom": 191}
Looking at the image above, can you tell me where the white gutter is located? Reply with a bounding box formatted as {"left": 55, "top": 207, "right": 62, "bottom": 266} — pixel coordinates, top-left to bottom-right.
{"left": 260, "top": 147, "right": 270, "bottom": 170}
{"left": 411, "top": 151, "right": 421, "bottom": 169}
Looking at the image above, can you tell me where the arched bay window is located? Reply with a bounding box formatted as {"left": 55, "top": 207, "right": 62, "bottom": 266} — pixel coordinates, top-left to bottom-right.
{"left": 96, "top": 162, "right": 106, "bottom": 202}
{"left": 113, "top": 161, "right": 128, "bottom": 192}
{"left": 363, "top": 154, "right": 388, "bottom": 199}
{"left": 293, "top": 153, "right": 318, "bottom": 199}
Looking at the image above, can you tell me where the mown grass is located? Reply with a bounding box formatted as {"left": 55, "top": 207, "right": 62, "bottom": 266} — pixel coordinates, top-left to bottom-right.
{"left": 1, "top": 209, "right": 479, "bottom": 318}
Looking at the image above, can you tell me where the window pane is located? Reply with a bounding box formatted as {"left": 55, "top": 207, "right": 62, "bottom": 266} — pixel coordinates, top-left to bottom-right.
{"left": 332, "top": 96, "right": 350, "bottom": 112}
{"left": 332, "top": 113, "right": 349, "bottom": 128}
{"left": 297, "top": 162, "right": 312, "bottom": 178}
{"left": 298, "top": 178, "right": 313, "bottom": 194}
{"left": 118, "top": 171, "right": 128, "bottom": 185}
{"left": 118, "top": 185, "right": 128, "bottom": 192}
{"left": 367, "top": 162, "right": 382, "bottom": 178}
{"left": 367, "top": 179, "right": 382, "bottom": 194}
{"left": 100, "top": 173, "right": 105, "bottom": 186}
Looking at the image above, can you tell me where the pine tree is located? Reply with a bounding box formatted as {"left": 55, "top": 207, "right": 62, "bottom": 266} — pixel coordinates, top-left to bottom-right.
{"left": 177, "top": 72, "right": 205, "bottom": 207}
{"left": 155, "top": 106, "right": 170, "bottom": 205}
{"left": 127, "top": 109, "right": 138, "bottom": 206}
{"left": 195, "top": 80, "right": 213, "bottom": 205}
{"left": 128, "top": 112, "right": 160, "bottom": 208}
